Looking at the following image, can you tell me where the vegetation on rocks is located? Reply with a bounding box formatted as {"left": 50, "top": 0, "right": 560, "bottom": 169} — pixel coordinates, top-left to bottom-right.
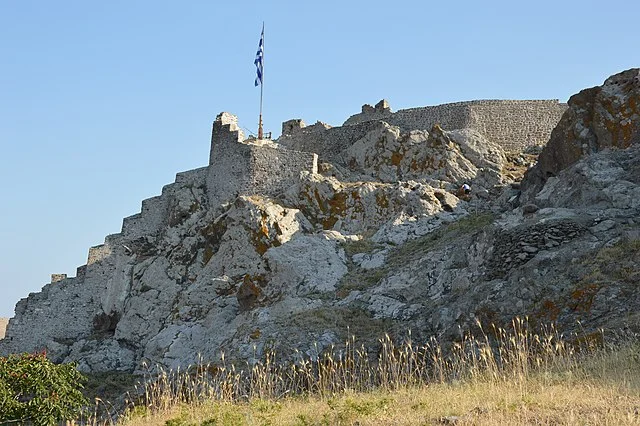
{"left": 389, "top": 212, "right": 494, "bottom": 265}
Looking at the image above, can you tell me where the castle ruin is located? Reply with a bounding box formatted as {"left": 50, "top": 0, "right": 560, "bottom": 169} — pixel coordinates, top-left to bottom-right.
{"left": 278, "top": 99, "right": 568, "bottom": 162}
{"left": 0, "top": 98, "right": 567, "bottom": 365}
{"left": 14, "top": 98, "right": 568, "bottom": 290}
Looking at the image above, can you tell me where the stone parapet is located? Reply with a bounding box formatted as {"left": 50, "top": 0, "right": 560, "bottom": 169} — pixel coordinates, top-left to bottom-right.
{"left": 342, "top": 99, "right": 567, "bottom": 153}
{"left": 51, "top": 274, "right": 67, "bottom": 283}
{"left": 209, "top": 112, "right": 245, "bottom": 165}
{"left": 282, "top": 119, "right": 306, "bottom": 136}
{"left": 88, "top": 243, "right": 112, "bottom": 265}
{"left": 277, "top": 120, "right": 384, "bottom": 164}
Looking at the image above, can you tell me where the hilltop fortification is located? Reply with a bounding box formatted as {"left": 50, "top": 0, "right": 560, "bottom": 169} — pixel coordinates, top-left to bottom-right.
{"left": 207, "top": 112, "right": 318, "bottom": 202}
{"left": 278, "top": 99, "right": 567, "bottom": 163}
{"left": 4, "top": 91, "right": 610, "bottom": 375}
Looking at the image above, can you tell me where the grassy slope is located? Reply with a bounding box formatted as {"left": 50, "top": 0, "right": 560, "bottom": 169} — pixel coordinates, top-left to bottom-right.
{"left": 123, "top": 381, "right": 640, "bottom": 425}
{"left": 122, "top": 380, "right": 640, "bottom": 425}
{"left": 114, "top": 339, "right": 640, "bottom": 426}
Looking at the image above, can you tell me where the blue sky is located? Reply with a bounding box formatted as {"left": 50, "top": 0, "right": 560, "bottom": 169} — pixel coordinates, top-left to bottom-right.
{"left": 0, "top": 0, "right": 638, "bottom": 317}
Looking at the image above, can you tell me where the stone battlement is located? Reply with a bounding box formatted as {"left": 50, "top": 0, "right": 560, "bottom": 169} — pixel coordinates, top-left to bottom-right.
{"left": 210, "top": 99, "right": 566, "bottom": 200}
{"left": 88, "top": 243, "right": 112, "bottom": 265}
{"left": 34, "top": 100, "right": 566, "bottom": 288}
{"left": 209, "top": 112, "right": 245, "bottom": 164}
{"left": 342, "top": 99, "right": 568, "bottom": 153}
{"left": 360, "top": 99, "right": 391, "bottom": 115}
{"left": 50, "top": 274, "right": 67, "bottom": 283}
{"left": 207, "top": 112, "right": 318, "bottom": 204}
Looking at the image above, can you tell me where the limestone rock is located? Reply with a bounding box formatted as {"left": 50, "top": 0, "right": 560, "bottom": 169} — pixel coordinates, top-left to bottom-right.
{"left": 352, "top": 250, "right": 388, "bottom": 269}
{"left": 531, "top": 144, "right": 640, "bottom": 212}
{"left": 286, "top": 172, "right": 447, "bottom": 234}
{"left": 265, "top": 233, "right": 348, "bottom": 295}
{"left": 524, "top": 68, "right": 640, "bottom": 192}
{"left": 341, "top": 122, "right": 506, "bottom": 189}
{"left": 2, "top": 70, "right": 639, "bottom": 375}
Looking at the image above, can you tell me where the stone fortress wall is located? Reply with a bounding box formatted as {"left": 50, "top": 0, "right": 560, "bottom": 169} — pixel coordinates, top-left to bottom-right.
{"left": 277, "top": 119, "right": 385, "bottom": 165}
{"left": 42, "top": 99, "right": 567, "bottom": 285}
{"left": 0, "top": 97, "right": 570, "bottom": 362}
{"left": 249, "top": 145, "right": 318, "bottom": 195}
{"left": 465, "top": 100, "right": 568, "bottom": 152}
{"left": 280, "top": 99, "right": 568, "bottom": 163}
{"left": 14, "top": 98, "right": 566, "bottom": 317}
{"left": 207, "top": 112, "right": 318, "bottom": 202}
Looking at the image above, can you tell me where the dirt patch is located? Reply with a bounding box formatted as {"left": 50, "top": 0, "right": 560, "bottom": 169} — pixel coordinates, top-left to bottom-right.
{"left": 0, "top": 317, "right": 8, "bottom": 339}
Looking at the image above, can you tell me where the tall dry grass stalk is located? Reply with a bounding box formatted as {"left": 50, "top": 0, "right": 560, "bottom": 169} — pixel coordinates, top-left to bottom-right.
{"left": 104, "top": 317, "right": 624, "bottom": 424}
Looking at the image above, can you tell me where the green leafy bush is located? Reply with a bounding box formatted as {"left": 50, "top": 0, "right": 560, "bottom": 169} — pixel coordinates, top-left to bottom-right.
{"left": 0, "top": 351, "right": 88, "bottom": 425}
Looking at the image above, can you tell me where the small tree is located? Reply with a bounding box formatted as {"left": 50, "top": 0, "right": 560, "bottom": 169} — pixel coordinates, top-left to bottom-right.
{"left": 0, "top": 351, "right": 88, "bottom": 426}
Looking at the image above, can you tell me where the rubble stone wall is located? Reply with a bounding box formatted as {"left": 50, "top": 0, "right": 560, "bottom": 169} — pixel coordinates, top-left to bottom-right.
{"left": 0, "top": 318, "right": 8, "bottom": 340}
{"left": 277, "top": 120, "right": 386, "bottom": 163}
{"left": 467, "top": 100, "right": 569, "bottom": 152}
{"left": 250, "top": 147, "right": 318, "bottom": 196}
{"left": 0, "top": 275, "right": 101, "bottom": 357}
{"left": 342, "top": 99, "right": 568, "bottom": 152}
{"left": 207, "top": 113, "right": 319, "bottom": 202}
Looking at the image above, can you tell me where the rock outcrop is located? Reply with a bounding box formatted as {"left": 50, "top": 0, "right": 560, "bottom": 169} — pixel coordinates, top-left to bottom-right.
{"left": 2, "top": 70, "right": 639, "bottom": 374}
{"left": 523, "top": 68, "right": 640, "bottom": 192}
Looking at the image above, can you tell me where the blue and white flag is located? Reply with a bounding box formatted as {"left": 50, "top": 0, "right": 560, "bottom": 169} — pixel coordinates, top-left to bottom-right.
{"left": 254, "top": 27, "right": 264, "bottom": 87}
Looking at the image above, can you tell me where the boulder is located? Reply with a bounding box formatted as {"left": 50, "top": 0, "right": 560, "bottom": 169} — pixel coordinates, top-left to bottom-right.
{"left": 523, "top": 68, "right": 640, "bottom": 193}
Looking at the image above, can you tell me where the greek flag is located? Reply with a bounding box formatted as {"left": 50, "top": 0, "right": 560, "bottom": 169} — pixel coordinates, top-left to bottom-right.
{"left": 254, "top": 27, "right": 264, "bottom": 87}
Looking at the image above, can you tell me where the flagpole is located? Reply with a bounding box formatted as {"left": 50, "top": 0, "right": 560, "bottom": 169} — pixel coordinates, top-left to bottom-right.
{"left": 258, "top": 22, "right": 264, "bottom": 140}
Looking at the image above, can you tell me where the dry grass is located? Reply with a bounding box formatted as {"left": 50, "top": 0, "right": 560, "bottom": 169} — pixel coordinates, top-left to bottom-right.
{"left": 82, "top": 319, "right": 640, "bottom": 425}
{"left": 121, "top": 381, "right": 640, "bottom": 425}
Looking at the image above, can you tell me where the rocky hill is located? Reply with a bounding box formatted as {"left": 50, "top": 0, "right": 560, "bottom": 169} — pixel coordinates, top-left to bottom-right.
{"left": 1, "top": 69, "right": 638, "bottom": 374}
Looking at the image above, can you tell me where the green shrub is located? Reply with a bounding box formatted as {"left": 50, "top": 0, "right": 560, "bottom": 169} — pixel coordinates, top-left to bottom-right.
{"left": 0, "top": 351, "right": 88, "bottom": 425}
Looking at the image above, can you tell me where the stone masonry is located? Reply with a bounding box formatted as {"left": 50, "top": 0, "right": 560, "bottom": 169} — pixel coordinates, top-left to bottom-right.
{"left": 0, "top": 96, "right": 573, "bottom": 371}
{"left": 343, "top": 99, "right": 567, "bottom": 152}
{"left": 50, "top": 274, "right": 67, "bottom": 283}
{"left": 276, "top": 100, "right": 566, "bottom": 166}
{"left": 0, "top": 112, "right": 318, "bottom": 361}
{"left": 277, "top": 119, "right": 388, "bottom": 164}
{"left": 207, "top": 112, "right": 318, "bottom": 204}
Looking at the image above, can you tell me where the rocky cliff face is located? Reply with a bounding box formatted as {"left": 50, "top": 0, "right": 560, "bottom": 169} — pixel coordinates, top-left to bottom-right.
{"left": 523, "top": 68, "right": 640, "bottom": 192}
{"left": 2, "top": 69, "right": 639, "bottom": 373}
